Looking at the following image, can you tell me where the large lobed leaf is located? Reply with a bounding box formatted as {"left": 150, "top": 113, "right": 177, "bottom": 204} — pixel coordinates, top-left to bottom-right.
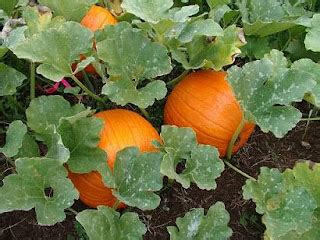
{"left": 26, "top": 95, "right": 106, "bottom": 174}
{"left": 237, "top": 0, "right": 311, "bottom": 36}
{"left": 0, "top": 158, "right": 79, "bottom": 225}
{"left": 112, "top": 147, "right": 164, "bottom": 210}
{"left": 12, "top": 21, "right": 94, "bottom": 81}
{"left": 97, "top": 22, "right": 172, "bottom": 108}
{"left": 227, "top": 49, "right": 316, "bottom": 137}
{"left": 243, "top": 161, "right": 320, "bottom": 239}
{"left": 167, "top": 202, "right": 232, "bottom": 239}
{"left": 159, "top": 126, "right": 224, "bottom": 190}
{"left": 76, "top": 206, "right": 146, "bottom": 240}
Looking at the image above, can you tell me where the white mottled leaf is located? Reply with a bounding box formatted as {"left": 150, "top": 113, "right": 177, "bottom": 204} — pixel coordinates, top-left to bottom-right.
{"left": 76, "top": 206, "right": 146, "bottom": 240}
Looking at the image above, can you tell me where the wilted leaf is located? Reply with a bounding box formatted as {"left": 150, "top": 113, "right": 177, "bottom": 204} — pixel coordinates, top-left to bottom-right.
{"left": 171, "top": 25, "right": 245, "bottom": 70}
{"left": 0, "top": 158, "right": 79, "bottom": 225}
{"left": 76, "top": 206, "right": 146, "bottom": 240}
{"left": 167, "top": 202, "right": 232, "bottom": 239}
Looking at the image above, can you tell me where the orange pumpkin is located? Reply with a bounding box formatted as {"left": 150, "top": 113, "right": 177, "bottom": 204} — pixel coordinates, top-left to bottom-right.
{"left": 164, "top": 70, "right": 255, "bottom": 157}
{"left": 68, "top": 109, "right": 161, "bottom": 208}
{"left": 74, "top": 5, "right": 118, "bottom": 76}
{"left": 81, "top": 5, "right": 117, "bottom": 32}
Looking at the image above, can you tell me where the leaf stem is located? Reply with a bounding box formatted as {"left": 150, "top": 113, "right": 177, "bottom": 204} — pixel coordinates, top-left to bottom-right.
{"left": 30, "top": 62, "right": 36, "bottom": 99}
{"left": 166, "top": 70, "right": 190, "bottom": 87}
{"left": 112, "top": 199, "right": 120, "bottom": 209}
{"left": 300, "top": 117, "right": 320, "bottom": 121}
{"left": 70, "top": 75, "right": 108, "bottom": 107}
{"left": 224, "top": 160, "right": 256, "bottom": 181}
{"left": 226, "top": 117, "right": 245, "bottom": 160}
{"left": 82, "top": 70, "right": 95, "bottom": 93}
{"left": 67, "top": 208, "right": 79, "bottom": 215}
{"left": 139, "top": 107, "right": 150, "bottom": 120}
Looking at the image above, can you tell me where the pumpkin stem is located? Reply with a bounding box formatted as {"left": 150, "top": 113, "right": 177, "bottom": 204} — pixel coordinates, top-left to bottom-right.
{"left": 139, "top": 107, "right": 151, "bottom": 120}
{"left": 167, "top": 70, "right": 190, "bottom": 87}
{"left": 224, "top": 160, "right": 256, "bottom": 181}
{"left": 70, "top": 75, "right": 108, "bottom": 107}
{"left": 30, "top": 61, "right": 36, "bottom": 99}
{"left": 112, "top": 199, "right": 121, "bottom": 209}
{"left": 226, "top": 117, "right": 245, "bottom": 160}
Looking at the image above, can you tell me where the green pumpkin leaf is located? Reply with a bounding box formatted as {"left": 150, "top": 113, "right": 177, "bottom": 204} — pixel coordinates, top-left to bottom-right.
{"left": 0, "top": 120, "right": 27, "bottom": 158}
{"left": 16, "top": 134, "right": 40, "bottom": 158}
{"left": 0, "top": 0, "right": 17, "bottom": 15}
{"left": 12, "top": 21, "right": 94, "bottom": 81}
{"left": 112, "top": 147, "right": 163, "bottom": 210}
{"left": 171, "top": 25, "right": 245, "bottom": 70}
{"left": 38, "top": 0, "right": 97, "bottom": 22}
{"left": 22, "top": 6, "right": 65, "bottom": 37}
{"left": 291, "top": 58, "right": 320, "bottom": 107}
{"left": 240, "top": 36, "right": 271, "bottom": 59}
{"left": 243, "top": 161, "right": 320, "bottom": 239}
{"left": 305, "top": 14, "right": 320, "bottom": 52}
{"left": 167, "top": 202, "right": 232, "bottom": 239}
{"left": 177, "top": 19, "right": 223, "bottom": 43}
{"left": 0, "top": 158, "right": 79, "bottom": 225}
{"left": 0, "top": 63, "right": 27, "bottom": 96}
{"left": 237, "top": 0, "right": 309, "bottom": 36}
{"left": 160, "top": 126, "right": 224, "bottom": 190}
{"left": 227, "top": 49, "right": 316, "bottom": 137}
{"left": 76, "top": 206, "right": 146, "bottom": 240}
{"left": 121, "top": 0, "right": 173, "bottom": 23}
{"left": 59, "top": 117, "right": 106, "bottom": 174}
{"left": 97, "top": 22, "right": 172, "bottom": 81}
{"left": 102, "top": 79, "right": 167, "bottom": 108}
{"left": 44, "top": 125, "right": 70, "bottom": 164}
{"left": 26, "top": 95, "right": 87, "bottom": 135}
{"left": 207, "top": 0, "right": 231, "bottom": 9}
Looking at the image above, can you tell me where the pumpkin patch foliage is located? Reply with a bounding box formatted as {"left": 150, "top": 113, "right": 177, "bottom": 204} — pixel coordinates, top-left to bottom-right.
{"left": 1, "top": 0, "right": 320, "bottom": 239}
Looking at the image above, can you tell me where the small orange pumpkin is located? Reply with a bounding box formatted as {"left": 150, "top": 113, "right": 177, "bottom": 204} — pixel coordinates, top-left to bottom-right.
{"left": 68, "top": 109, "right": 161, "bottom": 208}
{"left": 74, "top": 5, "right": 118, "bottom": 76}
{"left": 164, "top": 70, "right": 255, "bottom": 157}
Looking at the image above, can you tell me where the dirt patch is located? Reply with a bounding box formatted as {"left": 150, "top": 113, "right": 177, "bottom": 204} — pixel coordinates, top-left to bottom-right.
{"left": 1, "top": 121, "right": 320, "bottom": 239}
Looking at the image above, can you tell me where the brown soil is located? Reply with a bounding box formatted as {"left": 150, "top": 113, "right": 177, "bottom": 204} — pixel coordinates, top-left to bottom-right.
{"left": 1, "top": 120, "right": 320, "bottom": 240}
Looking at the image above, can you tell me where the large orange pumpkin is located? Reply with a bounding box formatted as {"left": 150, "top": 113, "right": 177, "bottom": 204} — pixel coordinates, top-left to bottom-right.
{"left": 68, "top": 109, "right": 161, "bottom": 208}
{"left": 74, "top": 5, "right": 118, "bottom": 76}
{"left": 164, "top": 70, "right": 255, "bottom": 157}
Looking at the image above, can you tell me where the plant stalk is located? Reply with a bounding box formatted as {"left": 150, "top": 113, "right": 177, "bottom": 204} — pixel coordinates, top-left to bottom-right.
{"left": 300, "top": 117, "right": 320, "bottom": 121}
{"left": 70, "top": 75, "right": 108, "bottom": 107}
{"left": 166, "top": 70, "right": 190, "bottom": 87}
{"left": 67, "top": 208, "right": 79, "bottom": 215}
{"left": 30, "top": 62, "right": 36, "bottom": 99}
{"left": 226, "top": 117, "right": 245, "bottom": 160}
{"left": 224, "top": 160, "right": 256, "bottom": 181}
